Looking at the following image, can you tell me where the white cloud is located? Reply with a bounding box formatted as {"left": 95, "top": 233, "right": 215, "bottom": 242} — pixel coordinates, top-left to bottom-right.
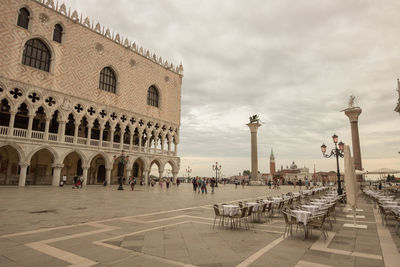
{"left": 65, "top": 0, "right": 400, "bottom": 176}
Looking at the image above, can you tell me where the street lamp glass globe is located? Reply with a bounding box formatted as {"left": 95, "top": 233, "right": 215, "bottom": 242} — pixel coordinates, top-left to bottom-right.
{"left": 332, "top": 134, "right": 338, "bottom": 144}
{"left": 321, "top": 144, "right": 327, "bottom": 153}
{"left": 338, "top": 141, "right": 344, "bottom": 151}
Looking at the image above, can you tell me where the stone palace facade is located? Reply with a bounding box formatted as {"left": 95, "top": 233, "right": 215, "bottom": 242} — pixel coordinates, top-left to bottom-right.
{"left": 0, "top": 0, "right": 183, "bottom": 186}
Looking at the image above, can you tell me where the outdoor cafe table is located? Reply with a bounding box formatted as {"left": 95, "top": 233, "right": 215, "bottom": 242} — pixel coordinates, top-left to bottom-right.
{"left": 245, "top": 202, "right": 260, "bottom": 211}
{"left": 292, "top": 210, "right": 312, "bottom": 225}
{"left": 222, "top": 205, "right": 240, "bottom": 217}
{"left": 272, "top": 197, "right": 283, "bottom": 202}
{"left": 301, "top": 205, "right": 319, "bottom": 214}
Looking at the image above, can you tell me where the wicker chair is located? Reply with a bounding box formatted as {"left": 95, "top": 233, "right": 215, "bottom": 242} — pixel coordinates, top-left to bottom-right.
{"left": 307, "top": 214, "right": 328, "bottom": 240}
{"left": 233, "top": 207, "right": 249, "bottom": 229}
{"left": 213, "top": 204, "right": 224, "bottom": 229}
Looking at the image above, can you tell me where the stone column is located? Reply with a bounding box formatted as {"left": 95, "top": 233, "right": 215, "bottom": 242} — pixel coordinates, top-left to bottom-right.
{"left": 167, "top": 140, "right": 171, "bottom": 153}
{"left": 159, "top": 168, "right": 164, "bottom": 182}
{"left": 27, "top": 114, "right": 34, "bottom": 138}
{"left": 144, "top": 169, "right": 149, "bottom": 186}
{"left": 129, "top": 132, "right": 134, "bottom": 151}
{"left": 138, "top": 130, "right": 143, "bottom": 150}
{"left": 172, "top": 171, "right": 178, "bottom": 184}
{"left": 8, "top": 111, "right": 16, "bottom": 136}
{"left": 99, "top": 125, "right": 104, "bottom": 147}
{"left": 247, "top": 122, "right": 261, "bottom": 183}
{"left": 110, "top": 129, "right": 115, "bottom": 147}
{"left": 44, "top": 117, "right": 50, "bottom": 140}
{"left": 87, "top": 125, "right": 92, "bottom": 146}
{"left": 120, "top": 131, "right": 124, "bottom": 149}
{"left": 344, "top": 107, "right": 363, "bottom": 182}
{"left": 73, "top": 121, "right": 80, "bottom": 143}
{"left": 59, "top": 120, "right": 66, "bottom": 142}
{"left": 161, "top": 137, "right": 165, "bottom": 154}
{"left": 154, "top": 138, "right": 158, "bottom": 153}
{"left": 52, "top": 164, "right": 63, "bottom": 186}
{"left": 18, "top": 162, "right": 29, "bottom": 187}
{"left": 106, "top": 167, "right": 112, "bottom": 186}
{"left": 82, "top": 166, "right": 89, "bottom": 186}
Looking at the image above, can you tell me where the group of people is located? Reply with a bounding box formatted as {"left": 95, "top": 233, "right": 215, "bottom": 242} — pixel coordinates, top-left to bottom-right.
{"left": 192, "top": 177, "right": 217, "bottom": 194}
{"left": 59, "top": 175, "right": 84, "bottom": 188}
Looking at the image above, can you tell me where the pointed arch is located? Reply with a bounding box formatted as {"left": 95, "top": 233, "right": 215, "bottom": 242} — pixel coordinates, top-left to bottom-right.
{"left": 26, "top": 145, "right": 59, "bottom": 163}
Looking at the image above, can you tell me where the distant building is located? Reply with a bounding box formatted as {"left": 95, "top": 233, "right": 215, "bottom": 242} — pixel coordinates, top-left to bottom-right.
{"left": 274, "top": 161, "right": 309, "bottom": 183}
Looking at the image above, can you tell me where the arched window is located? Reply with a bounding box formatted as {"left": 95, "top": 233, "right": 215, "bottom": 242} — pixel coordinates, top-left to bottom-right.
{"left": 99, "top": 67, "right": 116, "bottom": 93}
{"left": 53, "top": 24, "right": 63, "bottom": 43}
{"left": 22, "top": 39, "right": 51, "bottom": 72}
{"left": 17, "top": 8, "right": 30, "bottom": 29}
{"left": 147, "top": 86, "right": 159, "bottom": 107}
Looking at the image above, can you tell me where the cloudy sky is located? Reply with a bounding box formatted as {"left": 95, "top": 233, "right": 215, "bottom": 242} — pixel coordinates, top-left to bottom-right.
{"left": 65, "top": 0, "right": 400, "bottom": 177}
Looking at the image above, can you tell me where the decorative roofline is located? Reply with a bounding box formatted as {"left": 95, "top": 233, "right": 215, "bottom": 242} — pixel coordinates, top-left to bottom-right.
{"left": 31, "top": 0, "right": 184, "bottom": 77}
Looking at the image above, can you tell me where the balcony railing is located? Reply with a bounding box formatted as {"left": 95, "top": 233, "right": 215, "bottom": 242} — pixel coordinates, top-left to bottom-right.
{"left": 48, "top": 133, "right": 58, "bottom": 141}
{"left": 77, "top": 137, "right": 87, "bottom": 145}
{"left": 14, "top": 128, "right": 27, "bottom": 138}
{"left": 0, "top": 126, "right": 8, "bottom": 135}
{"left": 31, "top": 130, "right": 44, "bottom": 140}
{"left": 0, "top": 126, "right": 177, "bottom": 156}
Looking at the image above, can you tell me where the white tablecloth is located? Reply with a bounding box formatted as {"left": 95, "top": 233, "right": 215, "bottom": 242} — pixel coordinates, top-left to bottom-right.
{"left": 301, "top": 205, "right": 319, "bottom": 214}
{"left": 245, "top": 202, "right": 260, "bottom": 212}
{"left": 222, "top": 205, "right": 240, "bottom": 216}
{"left": 272, "top": 197, "right": 283, "bottom": 202}
{"left": 292, "top": 210, "right": 312, "bottom": 225}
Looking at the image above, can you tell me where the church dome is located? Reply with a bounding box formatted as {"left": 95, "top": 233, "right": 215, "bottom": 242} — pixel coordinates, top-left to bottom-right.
{"left": 290, "top": 161, "right": 297, "bottom": 169}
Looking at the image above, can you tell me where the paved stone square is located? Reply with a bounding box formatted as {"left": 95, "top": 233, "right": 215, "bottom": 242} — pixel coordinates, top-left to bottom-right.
{"left": 0, "top": 184, "right": 399, "bottom": 266}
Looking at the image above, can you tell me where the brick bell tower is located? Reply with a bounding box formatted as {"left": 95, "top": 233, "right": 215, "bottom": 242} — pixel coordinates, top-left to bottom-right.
{"left": 269, "top": 148, "right": 276, "bottom": 177}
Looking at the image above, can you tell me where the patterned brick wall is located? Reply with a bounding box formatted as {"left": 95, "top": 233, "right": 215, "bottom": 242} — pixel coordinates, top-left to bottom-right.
{"left": 0, "top": 0, "right": 182, "bottom": 125}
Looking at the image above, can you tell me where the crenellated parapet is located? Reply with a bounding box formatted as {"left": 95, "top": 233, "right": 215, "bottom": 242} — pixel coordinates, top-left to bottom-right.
{"left": 32, "top": 0, "right": 184, "bottom": 77}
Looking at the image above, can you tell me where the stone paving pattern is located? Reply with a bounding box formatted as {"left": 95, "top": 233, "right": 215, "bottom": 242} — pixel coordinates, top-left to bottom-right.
{"left": 0, "top": 184, "right": 399, "bottom": 266}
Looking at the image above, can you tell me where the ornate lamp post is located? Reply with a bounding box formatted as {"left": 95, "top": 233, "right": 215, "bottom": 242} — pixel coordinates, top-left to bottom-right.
{"left": 321, "top": 134, "right": 345, "bottom": 195}
{"left": 212, "top": 162, "right": 222, "bottom": 187}
{"left": 186, "top": 166, "right": 192, "bottom": 183}
{"left": 113, "top": 150, "right": 129, "bottom": 190}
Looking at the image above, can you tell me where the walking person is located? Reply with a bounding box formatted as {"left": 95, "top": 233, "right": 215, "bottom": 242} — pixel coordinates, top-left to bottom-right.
{"left": 192, "top": 177, "right": 197, "bottom": 192}
{"left": 176, "top": 178, "right": 180, "bottom": 188}
{"left": 129, "top": 176, "right": 135, "bottom": 191}
{"left": 210, "top": 177, "right": 215, "bottom": 194}
{"left": 166, "top": 178, "right": 170, "bottom": 189}
{"left": 197, "top": 178, "right": 202, "bottom": 194}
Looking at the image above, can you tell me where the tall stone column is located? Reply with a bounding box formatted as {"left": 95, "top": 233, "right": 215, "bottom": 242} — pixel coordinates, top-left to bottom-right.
{"left": 344, "top": 107, "right": 363, "bottom": 182}
{"left": 99, "top": 125, "right": 104, "bottom": 147}
{"left": 247, "top": 122, "right": 261, "bottom": 183}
